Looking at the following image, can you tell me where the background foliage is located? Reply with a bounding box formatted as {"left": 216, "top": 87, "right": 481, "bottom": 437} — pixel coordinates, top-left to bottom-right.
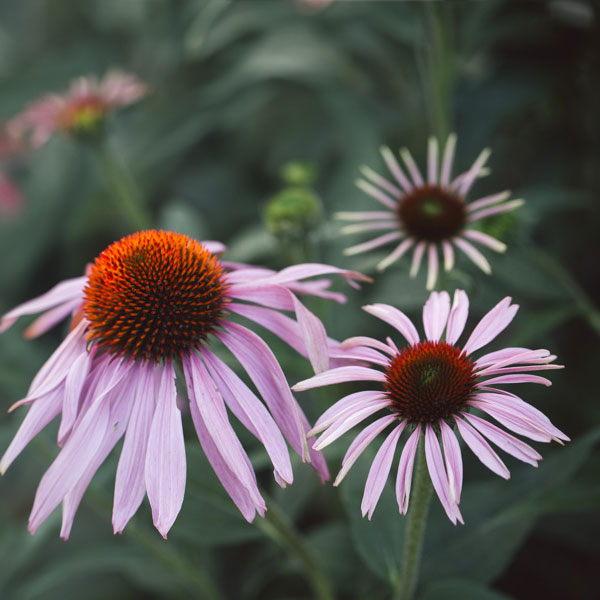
{"left": 0, "top": 1, "right": 599, "bottom": 599}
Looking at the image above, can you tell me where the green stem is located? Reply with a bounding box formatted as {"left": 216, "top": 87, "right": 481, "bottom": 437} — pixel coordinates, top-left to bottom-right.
{"left": 396, "top": 438, "right": 433, "bottom": 600}
{"left": 93, "top": 143, "right": 152, "bottom": 231}
{"left": 257, "top": 496, "right": 334, "bottom": 600}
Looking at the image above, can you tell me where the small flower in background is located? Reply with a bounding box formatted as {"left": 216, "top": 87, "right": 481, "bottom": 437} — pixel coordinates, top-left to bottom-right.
{"left": 338, "top": 136, "right": 524, "bottom": 289}
{"left": 293, "top": 290, "right": 568, "bottom": 524}
{"left": 0, "top": 230, "right": 369, "bottom": 538}
{"left": 0, "top": 128, "right": 25, "bottom": 218}
{"left": 8, "top": 70, "right": 147, "bottom": 147}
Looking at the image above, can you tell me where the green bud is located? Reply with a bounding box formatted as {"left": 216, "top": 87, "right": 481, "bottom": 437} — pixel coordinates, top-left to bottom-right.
{"left": 280, "top": 161, "right": 317, "bottom": 187}
{"left": 264, "top": 187, "right": 322, "bottom": 237}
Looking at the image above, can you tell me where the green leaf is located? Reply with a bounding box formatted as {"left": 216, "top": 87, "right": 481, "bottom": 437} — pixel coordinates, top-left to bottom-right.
{"left": 419, "top": 578, "right": 512, "bottom": 600}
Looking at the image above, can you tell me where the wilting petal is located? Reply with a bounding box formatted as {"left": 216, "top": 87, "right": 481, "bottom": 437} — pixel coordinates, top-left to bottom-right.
{"left": 396, "top": 425, "right": 421, "bottom": 514}
{"left": 440, "top": 421, "right": 463, "bottom": 505}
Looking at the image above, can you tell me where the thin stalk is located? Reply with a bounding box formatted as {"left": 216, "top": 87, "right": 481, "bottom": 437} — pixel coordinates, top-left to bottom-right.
{"left": 396, "top": 438, "right": 433, "bottom": 600}
{"left": 93, "top": 143, "right": 151, "bottom": 231}
{"left": 257, "top": 496, "right": 334, "bottom": 600}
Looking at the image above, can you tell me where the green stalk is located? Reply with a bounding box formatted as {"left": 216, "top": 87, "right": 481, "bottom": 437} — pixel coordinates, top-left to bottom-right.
{"left": 93, "top": 143, "right": 152, "bottom": 231}
{"left": 257, "top": 496, "right": 334, "bottom": 600}
{"left": 396, "top": 438, "right": 433, "bottom": 600}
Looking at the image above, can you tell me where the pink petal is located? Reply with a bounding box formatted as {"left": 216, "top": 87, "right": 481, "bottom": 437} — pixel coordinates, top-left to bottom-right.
{"left": 453, "top": 237, "right": 491, "bottom": 275}
{"left": 201, "top": 348, "right": 293, "bottom": 486}
{"left": 361, "top": 424, "right": 405, "bottom": 519}
{"left": 344, "top": 231, "right": 403, "bottom": 256}
{"left": 356, "top": 177, "right": 399, "bottom": 209}
{"left": 440, "top": 134, "right": 457, "bottom": 187}
{"left": 463, "top": 229, "right": 506, "bottom": 253}
{"left": 440, "top": 421, "right": 463, "bottom": 505}
{"left": 463, "top": 297, "right": 518, "bottom": 355}
{"left": 441, "top": 240, "right": 454, "bottom": 272}
{"left": 144, "top": 362, "right": 186, "bottom": 538}
{"left": 377, "top": 238, "right": 415, "bottom": 272}
{"left": 291, "top": 293, "right": 330, "bottom": 373}
{"left": 476, "top": 349, "right": 556, "bottom": 373}
{"left": 426, "top": 244, "right": 439, "bottom": 291}
{"left": 23, "top": 298, "right": 82, "bottom": 339}
{"left": 462, "top": 412, "right": 541, "bottom": 466}
{"left": 0, "top": 276, "right": 86, "bottom": 334}
{"left": 445, "top": 289, "right": 469, "bottom": 345}
{"left": 425, "top": 424, "right": 462, "bottom": 524}
{"left": 256, "top": 263, "right": 371, "bottom": 287}
{"left": 427, "top": 137, "right": 439, "bottom": 185}
{"left": 468, "top": 199, "right": 524, "bottom": 222}
{"left": 381, "top": 146, "right": 413, "bottom": 192}
{"left": 218, "top": 322, "right": 307, "bottom": 460}
{"left": 292, "top": 366, "right": 387, "bottom": 392}
{"left": 422, "top": 290, "right": 451, "bottom": 342}
{"left": 456, "top": 147, "right": 491, "bottom": 196}
{"left": 201, "top": 240, "right": 226, "bottom": 255}
{"left": 467, "top": 190, "right": 511, "bottom": 213}
{"left": 335, "top": 414, "right": 397, "bottom": 486}
{"left": 341, "top": 336, "right": 396, "bottom": 356}
{"left": 454, "top": 415, "right": 509, "bottom": 479}
{"left": 479, "top": 373, "right": 552, "bottom": 387}
{"left": 396, "top": 425, "right": 421, "bottom": 514}
{"left": 341, "top": 221, "right": 399, "bottom": 235}
{"left": 362, "top": 303, "right": 420, "bottom": 346}
{"left": 409, "top": 241, "right": 426, "bottom": 278}
{"left": 360, "top": 164, "right": 403, "bottom": 198}
{"left": 113, "top": 362, "right": 160, "bottom": 534}
{"left": 336, "top": 210, "right": 397, "bottom": 221}
{"left": 400, "top": 147, "right": 424, "bottom": 187}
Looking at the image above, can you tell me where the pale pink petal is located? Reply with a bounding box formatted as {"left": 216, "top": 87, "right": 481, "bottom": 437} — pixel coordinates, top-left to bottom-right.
{"left": 445, "top": 289, "right": 469, "bottom": 345}
{"left": 328, "top": 345, "right": 390, "bottom": 367}
{"left": 293, "top": 366, "right": 386, "bottom": 392}
{"left": 291, "top": 293, "right": 330, "bottom": 373}
{"left": 410, "top": 241, "right": 427, "bottom": 278}
{"left": 24, "top": 297, "right": 82, "bottom": 340}
{"left": 453, "top": 237, "right": 491, "bottom": 275}
{"left": 454, "top": 415, "right": 509, "bottom": 479}
{"left": 425, "top": 424, "right": 462, "bottom": 524}
{"left": 380, "top": 146, "right": 412, "bottom": 192}
{"left": 361, "top": 424, "right": 405, "bottom": 519}
{"left": 356, "top": 178, "right": 399, "bottom": 209}
{"left": 377, "top": 238, "right": 415, "bottom": 272}
{"left": 468, "top": 199, "right": 524, "bottom": 222}
{"left": 422, "top": 290, "right": 451, "bottom": 342}
{"left": 313, "top": 399, "right": 392, "bottom": 451}
{"left": 201, "top": 349, "right": 293, "bottom": 486}
{"left": 463, "top": 229, "right": 506, "bottom": 253}
{"left": 0, "top": 388, "right": 63, "bottom": 474}
{"left": 425, "top": 244, "right": 439, "bottom": 291}
{"left": 113, "top": 363, "right": 160, "bottom": 534}
{"left": 311, "top": 391, "right": 390, "bottom": 436}
{"left": 400, "top": 148, "right": 424, "bottom": 187}
{"left": 441, "top": 240, "right": 454, "bottom": 272}
{"left": 463, "top": 297, "right": 518, "bottom": 356}
{"left": 362, "top": 304, "right": 420, "bottom": 346}
{"left": 359, "top": 165, "right": 403, "bottom": 198}
{"left": 261, "top": 263, "right": 371, "bottom": 287}
{"left": 201, "top": 241, "right": 226, "bottom": 255}
{"left": 0, "top": 276, "right": 86, "bottom": 334}
{"left": 344, "top": 231, "right": 403, "bottom": 257}
{"left": 300, "top": 410, "right": 330, "bottom": 483}
{"left": 440, "top": 134, "right": 457, "bottom": 187}
{"left": 476, "top": 349, "right": 556, "bottom": 373}
{"left": 462, "top": 413, "right": 541, "bottom": 466}
{"left": 341, "top": 336, "right": 396, "bottom": 356}
{"left": 427, "top": 137, "right": 439, "bottom": 185}
{"left": 218, "top": 322, "right": 307, "bottom": 460}
{"left": 467, "top": 190, "right": 511, "bottom": 213}
{"left": 456, "top": 147, "right": 491, "bottom": 196}
{"left": 476, "top": 347, "right": 538, "bottom": 368}
{"left": 144, "top": 362, "right": 186, "bottom": 538}
{"left": 479, "top": 373, "right": 553, "bottom": 387}
{"left": 478, "top": 364, "right": 562, "bottom": 377}
{"left": 440, "top": 421, "right": 463, "bottom": 505}
{"left": 228, "top": 284, "right": 296, "bottom": 311}
{"left": 336, "top": 210, "right": 397, "bottom": 221}
{"left": 396, "top": 425, "right": 421, "bottom": 514}
{"left": 341, "top": 221, "right": 399, "bottom": 235}
{"left": 335, "top": 414, "right": 397, "bottom": 486}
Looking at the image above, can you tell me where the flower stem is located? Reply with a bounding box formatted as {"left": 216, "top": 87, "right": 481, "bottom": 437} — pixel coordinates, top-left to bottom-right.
{"left": 257, "top": 496, "right": 334, "bottom": 600}
{"left": 396, "top": 438, "right": 433, "bottom": 600}
{"left": 93, "top": 143, "right": 152, "bottom": 231}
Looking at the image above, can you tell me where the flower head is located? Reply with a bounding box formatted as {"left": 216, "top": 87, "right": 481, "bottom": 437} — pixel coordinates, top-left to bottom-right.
{"left": 338, "top": 136, "right": 524, "bottom": 289}
{"left": 293, "top": 290, "right": 568, "bottom": 523}
{"left": 8, "top": 70, "right": 147, "bottom": 147}
{"left": 0, "top": 230, "right": 369, "bottom": 538}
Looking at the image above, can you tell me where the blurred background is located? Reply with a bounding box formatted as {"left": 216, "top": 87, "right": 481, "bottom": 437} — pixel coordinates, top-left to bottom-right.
{"left": 0, "top": 1, "right": 599, "bottom": 599}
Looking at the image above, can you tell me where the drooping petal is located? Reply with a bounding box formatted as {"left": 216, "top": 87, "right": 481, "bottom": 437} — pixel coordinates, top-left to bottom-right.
{"left": 24, "top": 297, "right": 82, "bottom": 339}
{"left": 144, "top": 362, "right": 186, "bottom": 538}
{"left": 425, "top": 244, "right": 439, "bottom": 291}
{"left": 291, "top": 293, "right": 330, "bottom": 373}
{"left": 439, "top": 421, "right": 463, "bottom": 505}
{"left": 113, "top": 362, "right": 160, "bottom": 534}
{"left": 463, "top": 229, "right": 506, "bottom": 253}
{"left": 422, "top": 290, "right": 451, "bottom": 342}
{"left": 396, "top": 425, "right": 421, "bottom": 514}
{"left": 201, "top": 349, "right": 293, "bottom": 486}
{"left": 219, "top": 322, "right": 307, "bottom": 460}
{"left": 361, "top": 424, "right": 405, "bottom": 519}
{"left": 424, "top": 424, "right": 462, "bottom": 524}
{"left": 335, "top": 414, "right": 397, "bottom": 486}
{"left": 409, "top": 241, "right": 426, "bottom": 278}
{"left": 362, "top": 304, "right": 420, "bottom": 346}
{"left": 441, "top": 240, "right": 454, "bottom": 272}
{"left": 454, "top": 415, "right": 509, "bottom": 480}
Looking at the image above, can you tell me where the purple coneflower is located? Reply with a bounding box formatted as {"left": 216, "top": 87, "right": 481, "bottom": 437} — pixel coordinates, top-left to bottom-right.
{"left": 293, "top": 290, "right": 568, "bottom": 523}
{"left": 0, "top": 230, "right": 369, "bottom": 538}
{"left": 8, "top": 70, "right": 147, "bottom": 147}
{"left": 338, "top": 136, "right": 524, "bottom": 289}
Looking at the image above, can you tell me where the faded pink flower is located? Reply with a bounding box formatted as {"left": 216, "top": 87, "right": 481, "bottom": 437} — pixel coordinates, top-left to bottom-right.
{"left": 338, "top": 136, "right": 524, "bottom": 289}
{"left": 0, "top": 230, "right": 369, "bottom": 538}
{"left": 8, "top": 70, "right": 147, "bottom": 147}
{"left": 293, "top": 290, "right": 568, "bottom": 523}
